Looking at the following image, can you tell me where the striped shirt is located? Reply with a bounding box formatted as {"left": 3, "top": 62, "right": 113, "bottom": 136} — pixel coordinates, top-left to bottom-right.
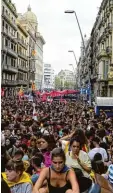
{"left": 108, "top": 164, "right": 113, "bottom": 184}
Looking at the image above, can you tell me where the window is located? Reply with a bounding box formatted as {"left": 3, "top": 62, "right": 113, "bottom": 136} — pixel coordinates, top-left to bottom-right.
{"left": 5, "top": 38, "right": 8, "bottom": 46}
{"left": 2, "top": 20, "right": 4, "bottom": 27}
{"left": 11, "top": 58, "right": 13, "bottom": 66}
{"left": 2, "top": 54, "right": 4, "bottom": 63}
{"left": 6, "top": 24, "right": 8, "bottom": 31}
{"left": 11, "top": 43, "right": 13, "bottom": 50}
{"left": 14, "top": 60, "right": 15, "bottom": 67}
{"left": 2, "top": 6, "right": 4, "bottom": 13}
{"left": 6, "top": 56, "right": 7, "bottom": 64}
{"left": 14, "top": 45, "right": 16, "bottom": 51}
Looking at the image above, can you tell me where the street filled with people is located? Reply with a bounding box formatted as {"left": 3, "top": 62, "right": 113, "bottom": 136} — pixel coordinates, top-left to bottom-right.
{"left": 1, "top": 95, "right": 113, "bottom": 193}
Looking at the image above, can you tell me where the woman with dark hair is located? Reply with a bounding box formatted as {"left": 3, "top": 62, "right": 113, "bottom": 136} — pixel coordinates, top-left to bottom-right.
{"left": 2, "top": 160, "right": 32, "bottom": 193}
{"left": 66, "top": 137, "right": 92, "bottom": 178}
{"left": 91, "top": 153, "right": 106, "bottom": 175}
{"left": 37, "top": 134, "right": 56, "bottom": 167}
{"left": 33, "top": 147, "right": 79, "bottom": 193}
{"left": 59, "top": 129, "right": 88, "bottom": 154}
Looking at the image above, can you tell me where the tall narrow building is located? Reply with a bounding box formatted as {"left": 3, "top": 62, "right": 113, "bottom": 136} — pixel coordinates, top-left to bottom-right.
{"left": 18, "top": 5, "right": 45, "bottom": 90}
{"left": 1, "top": 0, "right": 18, "bottom": 96}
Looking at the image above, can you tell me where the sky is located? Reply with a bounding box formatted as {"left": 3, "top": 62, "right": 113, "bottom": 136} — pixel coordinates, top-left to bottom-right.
{"left": 13, "top": 0, "right": 102, "bottom": 74}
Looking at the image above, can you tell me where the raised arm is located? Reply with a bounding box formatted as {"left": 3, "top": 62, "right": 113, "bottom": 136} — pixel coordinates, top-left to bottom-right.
{"left": 67, "top": 169, "right": 80, "bottom": 193}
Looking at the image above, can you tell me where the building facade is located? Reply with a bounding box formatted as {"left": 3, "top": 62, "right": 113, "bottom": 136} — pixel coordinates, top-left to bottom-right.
{"left": 1, "top": 0, "right": 18, "bottom": 96}
{"left": 35, "top": 32, "right": 45, "bottom": 90}
{"left": 43, "top": 64, "right": 55, "bottom": 89}
{"left": 17, "top": 22, "right": 28, "bottom": 90}
{"left": 1, "top": 2, "right": 45, "bottom": 96}
{"left": 77, "top": 0, "right": 113, "bottom": 98}
{"left": 18, "top": 6, "right": 45, "bottom": 90}
{"left": 57, "top": 69, "right": 75, "bottom": 89}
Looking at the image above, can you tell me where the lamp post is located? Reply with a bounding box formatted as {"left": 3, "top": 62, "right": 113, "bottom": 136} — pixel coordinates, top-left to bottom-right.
{"left": 65, "top": 10, "right": 91, "bottom": 105}
{"left": 69, "top": 64, "right": 76, "bottom": 89}
{"left": 68, "top": 50, "right": 78, "bottom": 65}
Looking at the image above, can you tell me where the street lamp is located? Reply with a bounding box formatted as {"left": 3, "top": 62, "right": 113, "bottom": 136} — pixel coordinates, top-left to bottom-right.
{"left": 65, "top": 10, "right": 85, "bottom": 50}
{"left": 68, "top": 50, "right": 78, "bottom": 65}
{"left": 69, "top": 64, "right": 76, "bottom": 89}
{"left": 65, "top": 9, "right": 91, "bottom": 105}
{"left": 69, "top": 64, "right": 75, "bottom": 72}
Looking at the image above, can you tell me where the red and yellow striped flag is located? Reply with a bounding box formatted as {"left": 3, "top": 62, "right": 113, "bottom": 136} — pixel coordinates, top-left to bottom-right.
{"left": 32, "top": 82, "right": 35, "bottom": 91}
{"left": 18, "top": 86, "right": 24, "bottom": 96}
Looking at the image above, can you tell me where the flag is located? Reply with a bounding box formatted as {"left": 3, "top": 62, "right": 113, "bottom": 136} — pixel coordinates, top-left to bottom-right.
{"left": 31, "top": 49, "right": 36, "bottom": 56}
{"left": 18, "top": 86, "right": 24, "bottom": 96}
{"left": 32, "top": 82, "right": 35, "bottom": 91}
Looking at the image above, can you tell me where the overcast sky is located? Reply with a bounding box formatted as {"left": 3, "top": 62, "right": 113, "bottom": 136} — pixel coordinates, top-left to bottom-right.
{"left": 13, "top": 0, "right": 102, "bottom": 74}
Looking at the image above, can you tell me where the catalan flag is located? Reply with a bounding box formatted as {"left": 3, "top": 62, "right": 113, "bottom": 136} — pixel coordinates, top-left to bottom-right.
{"left": 31, "top": 82, "right": 35, "bottom": 91}
{"left": 18, "top": 86, "right": 24, "bottom": 96}
{"left": 31, "top": 49, "right": 36, "bottom": 56}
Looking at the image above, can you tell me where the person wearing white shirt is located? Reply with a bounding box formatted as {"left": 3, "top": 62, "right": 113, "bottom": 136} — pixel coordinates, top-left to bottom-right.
{"left": 88, "top": 137, "right": 108, "bottom": 162}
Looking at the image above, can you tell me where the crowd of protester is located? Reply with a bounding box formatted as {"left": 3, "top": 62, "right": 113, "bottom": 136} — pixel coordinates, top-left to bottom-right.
{"left": 1, "top": 96, "right": 113, "bottom": 193}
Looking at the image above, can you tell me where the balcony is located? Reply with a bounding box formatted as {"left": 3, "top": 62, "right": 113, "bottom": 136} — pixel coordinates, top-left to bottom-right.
{"left": 7, "top": 47, "right": 18, "bottom": 58}
{"left": 18, "top": 38, "right": 28, "bottom": 50}
{"left": 97, "top": 33, "right": 103, "bottom": 44}
{"left": 18, "top": 65, "right": 28, "bottom": 72}
{"left": 107, "top": 23, "right": 112, "bottom": 33}
{"left": 104, "top": 11, "right": 107, "bottom": 22}
{"left": 106, "top": 7, "right": 110, "bottom": 17}
{"left": 110, "top": 1, "right": 113, "bottom": 11}
{"left": 3, "top": 0, "right": 18, "bottom": 17}
{"left": 97, "top": 49, "right": 107, "bottom": 60}
{"left": 2, "top": 45, "right": 18, "bottom": 58}
{"left": 1, "top": 79, "right": 17, "bottom": 85}
{"left": 3, "top": 64, "right": 18, "bottom": 73}
{"left": 97, "top": 17, "right": 102, "bottom": 29}
{"left": 2, "top": 11, "right": 17, "bottom": 30}
{"left": 104, "top": 27, "right": 109, "bottom": 37}
{"left": 18, "top": 52, "right": 28, "bottom": 60}
{"left": 2, "top": 27, "right": 17, "bottom": 42}
{"left": 106, "top": 46, "right": 112, "bottom": 55}
{"left": 98, "top": 74, "right": 108, "bottom": 82}
{"left": 101, "top": 18, "right": 105, "bottom": 26}
{"left": 17, "top": 80, "right": 28, "bottom": 85}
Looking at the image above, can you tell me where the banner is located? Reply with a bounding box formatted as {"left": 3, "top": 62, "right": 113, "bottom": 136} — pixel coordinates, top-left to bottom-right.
{"left": 36, "top": 90, "right": 80, "bottom": 98}
{"left": 1, "top": 88, "right": 4, "bottom": 97}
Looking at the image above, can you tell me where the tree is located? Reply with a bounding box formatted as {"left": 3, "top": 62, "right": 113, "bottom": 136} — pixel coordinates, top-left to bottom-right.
{"left": 55, "top": 77, "right": 61, "bottom": 89}
{"left": 64, "top": 81, "right": 75, "bottom": 89}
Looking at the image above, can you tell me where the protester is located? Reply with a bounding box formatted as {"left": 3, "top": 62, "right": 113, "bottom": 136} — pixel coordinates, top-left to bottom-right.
{"left": 2, "top": 160, "right": 32, "bottom": 193}
{"left": 1, "top": 94, "right": 113, "bottom": 192}
{"left": 33, "top": 147, "right": 80, "bottom": 193}
{"left": 66, "top": 137, "right": 91, "bottom": 178}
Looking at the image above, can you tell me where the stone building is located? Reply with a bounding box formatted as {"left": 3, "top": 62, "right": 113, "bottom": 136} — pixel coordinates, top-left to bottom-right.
{"left": 1, "top": 0, "right": 18, "bottom": 96}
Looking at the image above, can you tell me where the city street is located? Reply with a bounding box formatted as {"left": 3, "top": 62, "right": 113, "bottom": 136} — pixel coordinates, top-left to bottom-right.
{"left": 1, "top": 0, "right": 113, "bottom": 193}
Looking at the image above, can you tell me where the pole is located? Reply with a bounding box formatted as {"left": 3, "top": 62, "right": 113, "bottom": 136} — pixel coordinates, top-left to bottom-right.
{"left": 72, "top": 51, "right": 78, "bottom": 66}
{"left": 74, "top": 12, "right": 85, "bottom": 50}
{"left": 74, "top": 11, "right": 91, "bottom": 105}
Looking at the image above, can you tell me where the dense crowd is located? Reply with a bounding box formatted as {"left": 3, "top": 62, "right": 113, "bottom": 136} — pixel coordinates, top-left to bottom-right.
{"left": 1, "top": 96, "right": 113, "bottom": 193}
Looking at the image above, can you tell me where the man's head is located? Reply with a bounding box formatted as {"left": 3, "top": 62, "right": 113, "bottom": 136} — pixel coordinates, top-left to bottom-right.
{"left": 92, "top": 137, "right": 100, "bottom": 147}
{"left": 13, "top": 150, "right": 24, "bottom": 161}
